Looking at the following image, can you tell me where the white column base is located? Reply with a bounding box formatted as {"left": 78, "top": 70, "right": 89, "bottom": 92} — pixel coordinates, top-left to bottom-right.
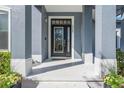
{"left": 94, "top": 57, "right": 102, "bottom": 78}
{"left": 32, "top": 55, "right": 42, "bottom": 63}
{"left": 11, "top": 58, "right": 32, "bottom": 77}
{"left": 94, "top": 57, "right": 117, "bottom": 78}
{"left": 84, "top": 53, "right": 93, "bottom": 64}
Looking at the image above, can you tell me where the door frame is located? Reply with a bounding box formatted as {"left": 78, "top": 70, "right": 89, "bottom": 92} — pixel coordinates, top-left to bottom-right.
{"left": 48, "top": 16, "right": 74, "bottom": 59}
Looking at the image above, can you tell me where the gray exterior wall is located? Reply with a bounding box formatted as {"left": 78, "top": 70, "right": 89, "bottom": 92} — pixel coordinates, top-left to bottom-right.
{"left": 95, "top": 5, "right": 116, "bottom": 59}
{"left": 9, "top": 6, "right": 25, "bottom": 58}
{"left": 7, "top": 6, "right": 95, "bottom": 60}
{"left": 47, "top": 12, "right": 82, "bottom": 59}
{"left": 41, "top": 6, "right": 48, "bottom": 61}
{"left": 32, "top": 6, "right": 42, "bottom": 55}
{"left": 32, "top": 5, "right": 48, "bottom": 61}
{"left": 25, "top": 6, "right": 32, "bottom": 58}
{"left": 8, "top": 5, "right": 32, "bottom": 59}
{"left": 9, "top": 5, "right": 25, "bottom": 59}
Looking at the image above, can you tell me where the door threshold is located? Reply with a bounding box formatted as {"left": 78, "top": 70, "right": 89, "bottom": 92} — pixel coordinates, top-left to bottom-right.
{"left": 50, "top": 57, "right": 71, "bottom": 60}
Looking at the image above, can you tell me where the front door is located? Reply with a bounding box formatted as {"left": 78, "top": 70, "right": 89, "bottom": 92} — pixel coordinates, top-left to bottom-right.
{"left": 51, "top": 19, "right": 71, "bottom": 57}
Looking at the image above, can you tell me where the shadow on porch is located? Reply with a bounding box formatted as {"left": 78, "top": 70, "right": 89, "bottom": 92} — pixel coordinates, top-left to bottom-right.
{"left": 30, "top": 60, "right": 83, "bottom": 75}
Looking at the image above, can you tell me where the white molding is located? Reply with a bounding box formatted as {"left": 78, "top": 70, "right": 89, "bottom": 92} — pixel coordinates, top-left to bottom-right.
{"left": 84, "top": 53, "right": 93, "bottom": 64}
{"left": 48, "top": 16, "right": 74, "bottom": 59}
{"left": 11, "top": 58, "right": 32, "bottom": 63}
{"left": 32, "top": 55, "right": 42, "bottom": 63}
{"left": 0, "top": 6, "right": 11, "bottom": 11}
{"left": 94, "top": 57, "right": 117, "bottom": 77}
{"left": 94, "top": 57, "right": 102, "bottom": 77}
{"left": 116, "top": 28, "right": 121, "bottom": 49}
{"left": 11, "top": 58, "right": 32, "bottom": 77}
{"left": 8, "top": 8, "right": 11, "bottom": 52}
{"left": 45, "top": 5, "right": 82, "bottom": 12}
{"left": 0, "top": 6, "right": 11, "bottom": 52}
{"left": 50, "top": 57, "right": 71, "bottom": 59}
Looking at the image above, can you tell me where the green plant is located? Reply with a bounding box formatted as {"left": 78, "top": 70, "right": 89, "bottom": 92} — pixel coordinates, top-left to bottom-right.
{"left": 103, "top": 67, "right": 124, "bottom": 88}
{"left": 116, "top": 49, "right": 124, "bottom": 76}
{"left": 0, "top": 52, "right": 11, "bottom": 74}
{"left": 0, "top": 72, "right": 22, "bottom": 88}
{"left": 104, "top": 73, "right": 124, "bottom": 88}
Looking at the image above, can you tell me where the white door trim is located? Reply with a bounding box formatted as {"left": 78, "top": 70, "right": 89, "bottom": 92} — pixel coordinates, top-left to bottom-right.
{"left": 48, "top": 16, "right": 74, "bottom": 59}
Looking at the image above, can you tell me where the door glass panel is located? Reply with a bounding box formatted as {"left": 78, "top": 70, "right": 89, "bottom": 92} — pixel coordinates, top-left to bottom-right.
{"left": 0, "top": 10, "right": 8, "bottom": 50}
{"left": 54, "top": 27, "right": 64, "bottom": 53}
{"left": 52, "top": 20, "right": 56, "bottom": 25}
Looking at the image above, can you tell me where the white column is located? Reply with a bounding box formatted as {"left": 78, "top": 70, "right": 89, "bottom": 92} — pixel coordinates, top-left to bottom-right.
{"left": 95, "top": 5, "right": 116, "bottom": 77}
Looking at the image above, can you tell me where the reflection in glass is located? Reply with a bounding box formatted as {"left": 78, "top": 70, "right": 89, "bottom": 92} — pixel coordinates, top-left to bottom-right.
{"left": 0, "top": 10, "right": 8, "bottom": 50}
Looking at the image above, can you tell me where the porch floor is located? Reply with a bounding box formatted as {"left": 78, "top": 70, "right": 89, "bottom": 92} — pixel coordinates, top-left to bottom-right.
{"left": 27, "top": 59, "right": 101, "bottom": 81}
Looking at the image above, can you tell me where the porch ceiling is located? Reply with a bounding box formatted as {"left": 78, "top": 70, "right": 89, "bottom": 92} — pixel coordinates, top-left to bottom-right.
{"left": 45, "top": 5, "right": 83, "bottom": 12}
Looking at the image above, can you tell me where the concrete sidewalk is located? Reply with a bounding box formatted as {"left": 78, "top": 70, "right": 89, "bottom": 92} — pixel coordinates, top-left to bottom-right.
{"left": 21, "top": 79, "right": 104, "bottom": 88}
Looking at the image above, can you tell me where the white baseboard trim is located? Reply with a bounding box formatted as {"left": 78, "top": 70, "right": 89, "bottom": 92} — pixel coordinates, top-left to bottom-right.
{"left": 94, "top": 57, "right": 102, "bottom": 78}
{"left": 11, "top": 58, "right": 32, "bottom": 77}
{"left": 84, "top": 53, "right": 93, "bottom": 64}
{"left": 94, "top": 57, "right": 117, "bottom": 77}
{"left": 32, "top": 55, "right": 42, "bottom": 63}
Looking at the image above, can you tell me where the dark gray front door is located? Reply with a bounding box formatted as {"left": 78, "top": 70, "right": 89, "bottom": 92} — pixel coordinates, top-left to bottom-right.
{"left": 51, "top": 19, "right": 71, "bottom": 57}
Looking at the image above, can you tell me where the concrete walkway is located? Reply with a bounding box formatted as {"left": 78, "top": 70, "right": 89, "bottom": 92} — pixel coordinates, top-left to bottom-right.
{"left": 24, "top": 59, "right": 103, "bottom": 88}
{"left": 21, "top": 79, "right": 104, "bottom": 88}
{"left": 21, "top": 79, "right": 89, "bottom": 88}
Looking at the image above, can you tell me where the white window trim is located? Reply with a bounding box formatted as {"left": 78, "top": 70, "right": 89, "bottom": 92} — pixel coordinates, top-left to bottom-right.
{"left": 116, "top": 28, "right": 121, "bottom": 49}
{"left": 0, "top": 6, "right": 11, "bottom": 52}
{"left": 48, "top": 16, "right": 74, "bottom": 59}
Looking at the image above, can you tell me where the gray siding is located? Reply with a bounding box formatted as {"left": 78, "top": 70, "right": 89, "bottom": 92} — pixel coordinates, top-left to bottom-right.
{"left": 47, "top": 12, "right": 82, "bottom": 59}
{"left": 9, "top": 6, "right": 26, "bottom": 59}
{"left": 8, "top": 5, "right": 32, "bottom": 59}
{"left": 25, "top": 6, "right": 32, "bottom": 58}
{"left": 32, "top": 6, "right": 42, "bottom": 55}
{"left": 32, "top": 6, "right": 48, "bottom": 61}
{"left": 42, "top": 6, "right": 48, "bottom": 61}
{"left": 95, "top": 5, "right": 116, "bottom": 59}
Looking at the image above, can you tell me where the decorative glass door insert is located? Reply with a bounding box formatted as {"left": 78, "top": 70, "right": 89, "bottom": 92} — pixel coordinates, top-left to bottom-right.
{"left": 54, "top": 27, "right": 64, "bottom": 53}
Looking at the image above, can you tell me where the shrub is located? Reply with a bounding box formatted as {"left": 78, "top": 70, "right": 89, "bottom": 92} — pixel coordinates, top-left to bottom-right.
{"left": 0, "top": 72, "right": 22, "bottom": 88}
{"left": 116, "top": 49, "right": 124, "bottom": 76}
{"left": 0, "top": 52, "right": 11, "bottom": 74}
{"left": 104, "top": 73, "right": 124, "bottom": 88}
